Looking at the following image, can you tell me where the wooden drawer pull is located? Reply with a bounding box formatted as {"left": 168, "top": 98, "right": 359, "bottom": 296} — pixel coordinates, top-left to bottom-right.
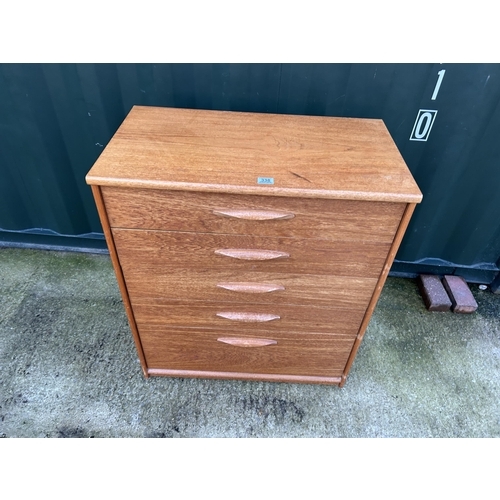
{"left": 213, "top": 209, "right": 294, "bottom": 221}
{"left": 216, "top": 312, "right": 280, "bottom": 322}
{"left": 217, "top": 337, "right": 278, "bottom": 347}
{"left": 217, "top": 282, "right": 285, "bottom": 293}
{"left": 214, "top": 249, "right": 290, "bottom": 260}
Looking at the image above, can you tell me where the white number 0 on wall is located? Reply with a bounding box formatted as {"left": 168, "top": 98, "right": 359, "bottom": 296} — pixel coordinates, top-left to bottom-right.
{"left": 410, "top": 109, "right": 438, "bottom": 142}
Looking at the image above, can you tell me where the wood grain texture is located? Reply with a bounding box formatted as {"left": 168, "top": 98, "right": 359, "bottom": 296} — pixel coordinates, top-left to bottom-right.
{"left": 214, "top": 248, "right": 290, "bottom": 261}
{"left": 216, "top": 312, "right": 281, "bottom": 322}
{"left": 119, "top": 266, "right": 378, "bottom": 308}
{"left": 140, "top": 327, "right": 355, "bottom": 378}
{"left": 90, "top": 186, "right": 149, "bottom": 377}
{"left": 213, "top": 209, "right": 295, "bottom": 220}
{"left": 86, "top": 107, "right": 422, "bottom": 385}
{"left": 132, "top": 301, "right": 366, "bottom": 335}
{"left": 112, "top": 228, "right": 391, "bottom": 279}
{"left": 86, "top": 106, "right": 422, "bottom": 203}
{"left": 146, "top": 368, "right": 342, "bottom": 385}
{"left": 216, "top": 282, "right": 285, "bottom": 294}
{"left": 102, "top": 187, "right": 405, "bottom": 243}
{"left": 217, "top": 337, "right": 278, "bottom": 347}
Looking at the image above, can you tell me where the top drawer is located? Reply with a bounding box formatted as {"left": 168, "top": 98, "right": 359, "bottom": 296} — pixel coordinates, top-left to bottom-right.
{"left": 102, "top": 187, "right": 405, "bottom": 243}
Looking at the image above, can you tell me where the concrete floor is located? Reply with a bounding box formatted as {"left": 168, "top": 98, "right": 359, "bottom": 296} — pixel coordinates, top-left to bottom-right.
{"left": 1, "top": 247, "right": 499, "bottom": 438}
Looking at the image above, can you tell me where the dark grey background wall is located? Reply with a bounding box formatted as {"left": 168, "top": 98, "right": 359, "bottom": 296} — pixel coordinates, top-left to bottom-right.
{"left": 1, "top": 63, "right": 499, "bottom": 283}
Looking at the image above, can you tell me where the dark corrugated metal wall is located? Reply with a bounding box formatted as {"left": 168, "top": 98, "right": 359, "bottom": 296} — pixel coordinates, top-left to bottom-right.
{"left": 1, "top": 63, "right": 499, "bottom": 282}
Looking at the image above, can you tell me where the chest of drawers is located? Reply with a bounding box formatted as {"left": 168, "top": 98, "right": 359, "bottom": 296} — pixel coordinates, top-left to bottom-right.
{"left": 86, "top": 106, "right": 422, "bottom": 386}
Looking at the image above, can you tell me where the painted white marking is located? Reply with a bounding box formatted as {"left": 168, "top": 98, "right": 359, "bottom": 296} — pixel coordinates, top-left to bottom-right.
{"left": 431, "top": 69, "right": 446, "bottom": 100}
{"left": 410, "top": 109, "right": 438, "bottom": 142}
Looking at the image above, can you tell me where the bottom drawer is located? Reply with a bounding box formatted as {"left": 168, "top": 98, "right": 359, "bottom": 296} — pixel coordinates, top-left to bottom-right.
{"left": 140, "top": 327, "right": 355, "bottom": 379}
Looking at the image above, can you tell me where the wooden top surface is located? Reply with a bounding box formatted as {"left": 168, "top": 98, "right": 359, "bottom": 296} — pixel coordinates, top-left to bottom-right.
{"left": 86, "top": 106, "right": 422, "bottom": 203}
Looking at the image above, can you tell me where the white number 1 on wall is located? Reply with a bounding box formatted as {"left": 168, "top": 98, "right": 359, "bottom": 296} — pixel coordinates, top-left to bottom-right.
{"left": 431, "top": 69, "right": 446, "bottom": 101}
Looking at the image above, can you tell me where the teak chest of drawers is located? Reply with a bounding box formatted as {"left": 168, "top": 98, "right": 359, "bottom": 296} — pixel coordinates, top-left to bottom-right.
{"left": 86, "top": 106, "right": 422, "bottom": 386}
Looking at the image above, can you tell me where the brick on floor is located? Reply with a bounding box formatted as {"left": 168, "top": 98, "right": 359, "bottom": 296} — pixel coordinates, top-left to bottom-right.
{"left": 442, "top": 275, "right": 478, "bottom": 313}
{"left": 417, "top": 274, "right": 452, "bottom": 312}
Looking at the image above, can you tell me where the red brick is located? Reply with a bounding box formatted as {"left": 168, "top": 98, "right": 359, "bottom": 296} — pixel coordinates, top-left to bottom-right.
{"left": 442, "top": 275, "right": 478, "bottom": 313}
{"left": 417, "top": 274, "right": 452, "bottom": 311}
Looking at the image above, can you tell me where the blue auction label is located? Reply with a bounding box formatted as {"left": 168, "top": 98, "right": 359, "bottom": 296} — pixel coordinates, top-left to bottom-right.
{"left": 257, "top": 177, "right": 274, "bottom": 185}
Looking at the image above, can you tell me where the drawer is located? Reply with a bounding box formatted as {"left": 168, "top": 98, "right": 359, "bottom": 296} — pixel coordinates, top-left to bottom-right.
{"left": 102, "top": 187, "right": 405, "bottom": 243}
{"left": 122, "top": 267, "right": 378, "bottom": 309}
{"left": 139, "top": 327, "right": 355, "bottom": 378}
{"left": 112, "top": 228, "right": 391, "bottom": 279}
{"left": 132, "top": 300, "right": 365, "bottom": 336}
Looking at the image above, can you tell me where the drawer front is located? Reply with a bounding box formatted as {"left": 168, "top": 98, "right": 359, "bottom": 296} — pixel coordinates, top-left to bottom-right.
{"left": 133, "top": 301, "right": 365, "bottom": 336}
{"left": 112, "top": 228, "right": 391, "bottom": 279}
{"left": 139, "top": 327, "right": 355, "bottom": 378}
{"left": 121, "top": 267, "right": 378, "bottom": 309}
{"left": 103, "top": 187, "right": 405, "bottom": 243}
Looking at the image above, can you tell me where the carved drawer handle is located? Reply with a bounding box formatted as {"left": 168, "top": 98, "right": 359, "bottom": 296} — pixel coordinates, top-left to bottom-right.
{"left": 216, "top": 312, "right": 281, "bottom": 322}
{"left": 213, "top": 209, "right": 295, "bottom": 221}
{"left": 217, "top": 282, "right": 285, "bottom": 293}
{"left": 214, "top": 249, "right": 289, "bottom": 260}
{"left": 217, "top": 337, "right": 278, "bottom": 347}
